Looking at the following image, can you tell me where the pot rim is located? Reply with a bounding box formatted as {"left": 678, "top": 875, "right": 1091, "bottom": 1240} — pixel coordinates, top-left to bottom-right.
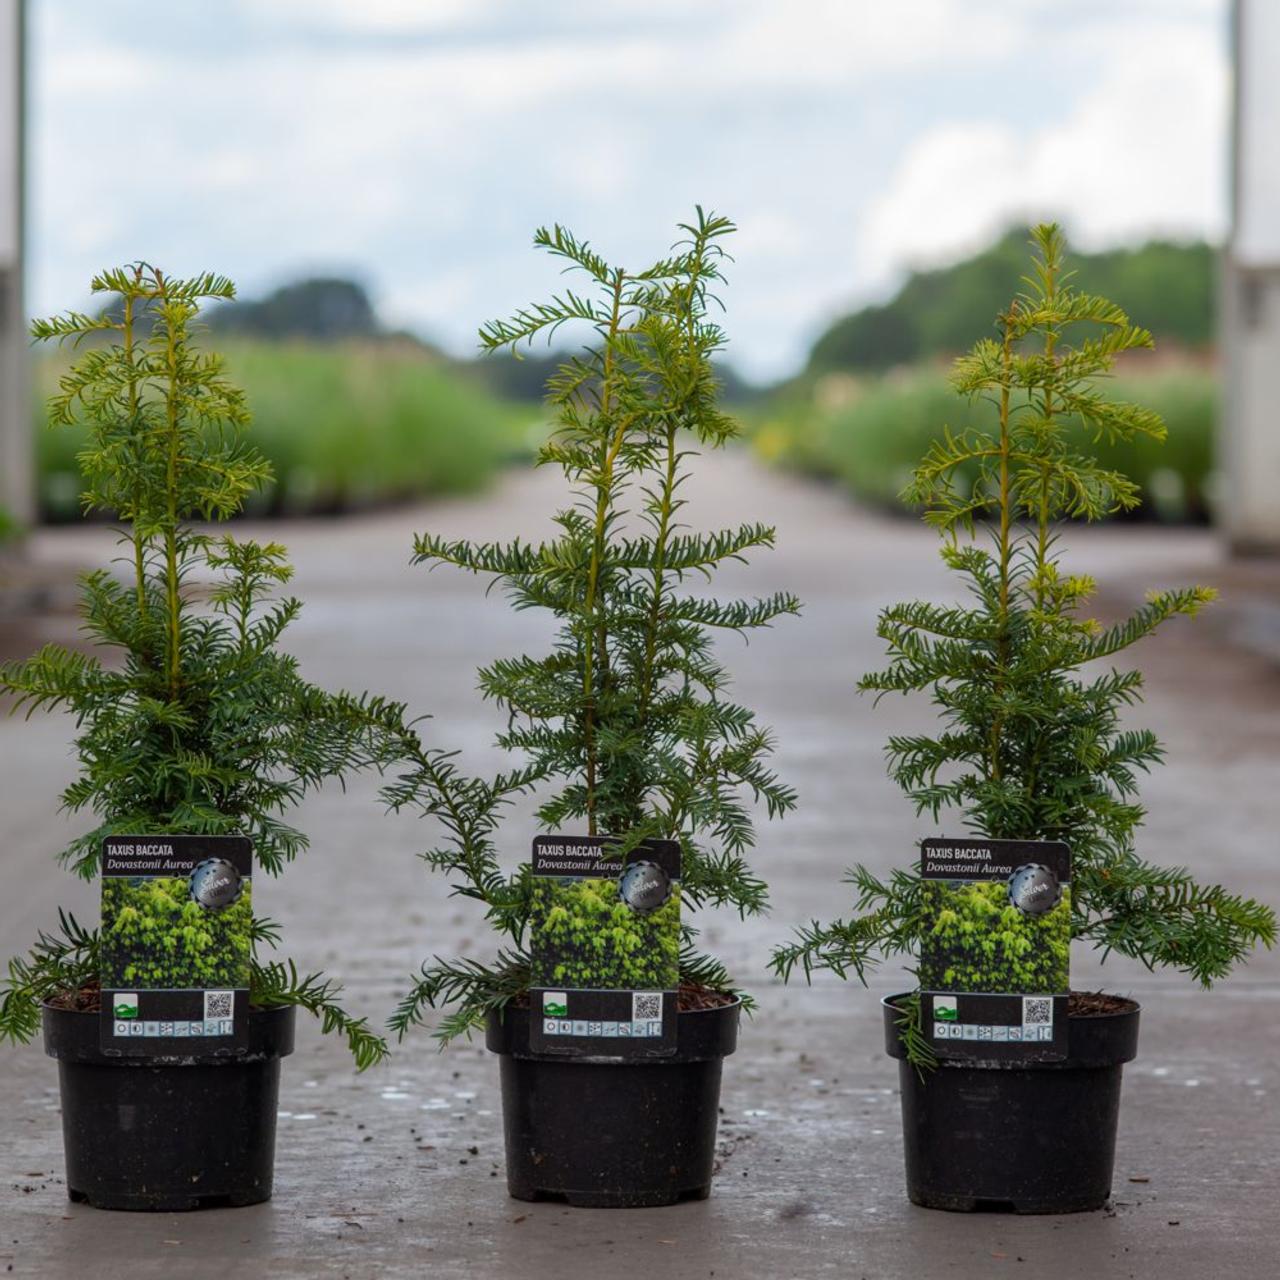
{"left": 487, "top": 992, "right": 741, "bottom": 1063}
{"left": 881, "top": 990, "right": 1142, "bottom": 1019}
{"left": 41, "top": 997, "right": 295, "bottom": 1017}
{"left": 43, "top": 999, "right": 296, "bottom": 1066}
{"left": 502, "top": 993, "right": 744, "bottom": 1017}
{"left": 882, "top": 990, "right": 1140, "bottom": 1069}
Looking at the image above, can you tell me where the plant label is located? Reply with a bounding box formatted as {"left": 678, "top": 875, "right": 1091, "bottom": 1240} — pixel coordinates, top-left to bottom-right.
{"left": 919, "top": 837, "right": 1071, "bottom": 1062}
{"left": 528, "top": 835, "right": 681, "bottom": 1058}
{"left": 99, "top": 835, "right": 252, "bottom": 1056}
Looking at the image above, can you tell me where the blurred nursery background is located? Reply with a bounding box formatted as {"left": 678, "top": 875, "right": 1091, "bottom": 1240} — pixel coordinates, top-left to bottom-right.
{"left": 1, "top": 3, "right": 1278, "bottom": 1277}
{"left": 2, "top": 0, "right": 1276, "bottom": 545}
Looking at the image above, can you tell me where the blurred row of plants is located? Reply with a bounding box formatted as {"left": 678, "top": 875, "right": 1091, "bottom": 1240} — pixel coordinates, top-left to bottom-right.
{"left": 753, "top": 365, "right": 1215, "bottom": 523}
{"left": 750, "top": 231, "right": 1218, "bottom": 524}
{"left": 26, "top": 231, "right": 1217, "bottom": 525}
{"left": 35, "top": 338, "right": 539, "bottom": 522}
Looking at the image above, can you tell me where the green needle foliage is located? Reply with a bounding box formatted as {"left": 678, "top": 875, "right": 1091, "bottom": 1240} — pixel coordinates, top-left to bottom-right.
{"left": 101, "top": 876, "right": 254, "bottom": 989}
{"left": 916, "top": 881, "right": 1070, "bottom": 994}
{"left": 772, "top": 226, "right": 1275, "bottom": 1027}
{"left": 0, "top": 265, "right": 403, "bottom": 1067}
{"left": 388, "top": 209, "right": 798, "bottom": 1043}
{"left": 529, "top": 877, "right": 681, "bottom": 991}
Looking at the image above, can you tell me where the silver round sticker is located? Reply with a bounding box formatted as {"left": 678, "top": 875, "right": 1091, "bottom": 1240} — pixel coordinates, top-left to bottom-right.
{"left": 1007, "top": 863, "right": 1061, "bottom": 916}
{"left": 189, "top": 858, "right": 244, "bottom": 911}
{"left": 618, "top": 860, "right": 673, "bottom": 914}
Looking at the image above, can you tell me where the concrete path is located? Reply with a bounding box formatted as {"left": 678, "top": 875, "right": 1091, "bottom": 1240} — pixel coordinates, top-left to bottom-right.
{"left": 1, "top": 453, "right": 1277, "bottom": 1279}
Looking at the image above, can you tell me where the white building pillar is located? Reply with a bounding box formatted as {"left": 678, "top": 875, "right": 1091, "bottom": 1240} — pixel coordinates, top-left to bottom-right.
{"left": 1223, "top": 0, "right": 1280, "bottom": 553}
{"left": 0, "top": 0, "right": 29, "bottom": 528}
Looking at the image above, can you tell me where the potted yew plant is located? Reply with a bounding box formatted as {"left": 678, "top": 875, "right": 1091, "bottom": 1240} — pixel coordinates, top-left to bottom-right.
{"left": 387, "top": 210, "right": 799, "bottom": 1207}
{"left": 772, "top": 226, "right": 1275, "bottom": 1213}
{"left": 0, "top": 265, "right": 400, "bottom": 1211}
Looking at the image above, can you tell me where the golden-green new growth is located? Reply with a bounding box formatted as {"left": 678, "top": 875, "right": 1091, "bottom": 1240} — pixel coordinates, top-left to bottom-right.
{"left": 773, "top": 228, "right": 1275, "bottom": 1045}
{"left": 387, "top": 210, "right": 800, "bottom": 1043}
{"left": 0, "top": 265, "right": 406, "bottom": 1067}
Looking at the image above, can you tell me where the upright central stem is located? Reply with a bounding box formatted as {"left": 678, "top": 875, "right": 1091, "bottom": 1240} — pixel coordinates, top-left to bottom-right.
{"left": 990, "top": 318, "right": 1015, "bottom": 783}
{"left": 581, "top": 272, "right": 626, "bottom": 834}
{"left": 639, "top": 424, "right": 678, "bottom": 729}
{"left": 637, "top": 271, "right": 699, "bottom": 779}
{"left": 123, "top": 286, "right": 148, "bottom": 626}
{"left": 1036, "top": 255, "right": 1059, "bottom": 611}
{"left": 161, "top": 285, "right": 182, "bottom": 700}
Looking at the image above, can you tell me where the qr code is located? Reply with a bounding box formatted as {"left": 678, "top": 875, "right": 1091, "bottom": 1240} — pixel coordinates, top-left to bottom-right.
{"left": 204, "top": 991, "right": 234, "bottom": 1020}
{"left": 1022, "top": 997, "right": 1053, "bottom": 1026}
{"left": 632, "top": 992, "right": 663, "bottom": 1022}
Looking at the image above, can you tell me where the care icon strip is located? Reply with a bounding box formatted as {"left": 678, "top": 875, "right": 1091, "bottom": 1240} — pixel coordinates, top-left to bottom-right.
{"left": 919, "top": 837, "right": 1071, "bottom": 1060}
{"left": 529, "top": 835, "right": 681, "bottom": 1056}
{"left": 99, "top": 834, "right": 253, "bottom": 1055}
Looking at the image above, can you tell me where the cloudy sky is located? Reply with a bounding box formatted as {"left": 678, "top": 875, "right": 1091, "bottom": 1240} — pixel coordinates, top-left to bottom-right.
{"left": 28, "top": 0, "right": 1228, "bottom": 380}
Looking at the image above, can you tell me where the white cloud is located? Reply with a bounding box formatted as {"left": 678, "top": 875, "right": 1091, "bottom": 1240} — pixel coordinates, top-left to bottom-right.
{"left": 718, "top": 0, "right": 1020, "bottom": 86}
{"left": 39, "top": 45, "right": 150, "bottom": 95}
{"left": 265, "top": 0, "right": 478, "bottom": 34}
{"left": 27, "top": 1, "right": 1230, "bottom": 379}
{"left": 858, "top": 25, "right": 1228, "bottom": 287}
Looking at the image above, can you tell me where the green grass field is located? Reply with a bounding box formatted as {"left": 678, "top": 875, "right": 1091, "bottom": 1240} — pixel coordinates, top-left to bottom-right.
{"left": 750, "top": 363, "right": 1216, "bottom": 523}
{"left": 34, "top": 340, "right": 542, "bottom": 521}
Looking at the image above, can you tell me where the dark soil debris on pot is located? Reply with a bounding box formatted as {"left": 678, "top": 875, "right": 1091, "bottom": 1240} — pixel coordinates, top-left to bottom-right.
{"left": 510, "top": 979, "right": 733, "bottom": 1014}
{"left": 1068, "top": 991, "right": 1137, "bottom": 1017}
{"left": 675, "top": 981, "right": 737, "bottom": 1013}
{"left": 45, "top": 980, "right": 101, "bottom": 1014}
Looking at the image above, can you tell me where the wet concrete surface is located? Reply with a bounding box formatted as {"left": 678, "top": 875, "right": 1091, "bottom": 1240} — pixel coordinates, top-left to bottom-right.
{"left": 1, "top": 452, "right": 1277, "bottom": 1278}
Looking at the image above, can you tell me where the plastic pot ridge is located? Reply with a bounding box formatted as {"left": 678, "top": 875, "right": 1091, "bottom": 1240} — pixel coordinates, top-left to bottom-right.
{"left": 883, "top": 993, "right": 1140, "bottom": 1213}
{"left": 487, "top": 999, "right": 740, "bottom": 1208}
{"left": 43, "top": 1002, "right": 295, "bottom": 1212}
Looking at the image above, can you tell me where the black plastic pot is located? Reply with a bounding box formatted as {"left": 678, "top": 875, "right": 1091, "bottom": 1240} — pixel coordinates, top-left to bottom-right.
{"left": 43, "top": 1002, "right": 295, "bottom": 1211}
{"left": 883, "top": 993, "right": 1140, "bottom": 1213}
{"left": 487, "top": 999, "right": 739, "bottom": 1207}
